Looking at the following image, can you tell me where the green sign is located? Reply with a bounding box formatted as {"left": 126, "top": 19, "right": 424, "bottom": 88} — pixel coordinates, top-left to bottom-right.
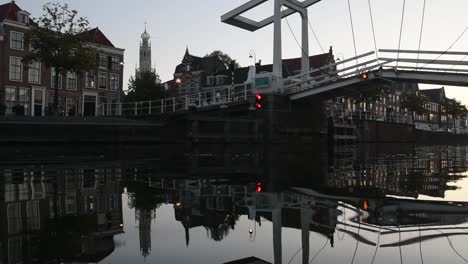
{"left": 255, "top": 77, "right": 270, "bottom": 88}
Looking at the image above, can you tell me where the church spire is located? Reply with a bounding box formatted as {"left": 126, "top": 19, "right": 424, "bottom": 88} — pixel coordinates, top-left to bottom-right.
{"left": 138, "top": 23, "right": 152, "bottom": 74}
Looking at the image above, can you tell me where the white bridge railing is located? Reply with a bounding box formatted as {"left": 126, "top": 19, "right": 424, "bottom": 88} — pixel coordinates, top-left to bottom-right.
{"left": 98, "top": 84, "right": 252, "bottom": 116}
{"left": 284, "top": 49, "right": 468, "bottom": 94}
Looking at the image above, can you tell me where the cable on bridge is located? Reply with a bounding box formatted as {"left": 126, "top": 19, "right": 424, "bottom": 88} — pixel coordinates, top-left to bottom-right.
{"left": 416, "top": 0, "right": 427, "bottom": 70}
{"left": 367, "top": 0, "right": 379, "bottom": 60}
{"left": 396, "top": 0, "right": 407, "bottom": 69}
{"left": 421, "top": 26, "right": 468, "bottom": 68}
{"left": 347, "top": 0, "right": 359, "bottom": 67}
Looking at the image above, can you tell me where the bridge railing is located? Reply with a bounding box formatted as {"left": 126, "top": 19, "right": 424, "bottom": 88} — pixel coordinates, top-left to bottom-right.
{"left": 284, "top": 51, "right": 388, "bottom": 94}
{"left": 98, "top": 84, "right": 252, "bottom": 116}
{"left": 378, "top": 49, "right": 468, "bottom": 73}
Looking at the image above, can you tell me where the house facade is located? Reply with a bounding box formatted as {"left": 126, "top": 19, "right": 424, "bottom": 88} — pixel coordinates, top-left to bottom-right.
{"left": 0, "top": 1, "right": 124, "bottom": 117}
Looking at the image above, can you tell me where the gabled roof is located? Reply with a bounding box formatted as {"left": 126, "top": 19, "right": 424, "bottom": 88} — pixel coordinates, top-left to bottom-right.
{"left": 420, "top": 87, "right": 446, "bottom": 103}
{"left": 82, "top": 27, "right": 115, "bottom": 47}
{"left": 215, "top": 52, "right": 334, "bottom": 85}
{"left": 175, "top": 48, "right": 227, "bottom": 74}
{"left": 0, "top": 1, "right": 22, "bottom": 22}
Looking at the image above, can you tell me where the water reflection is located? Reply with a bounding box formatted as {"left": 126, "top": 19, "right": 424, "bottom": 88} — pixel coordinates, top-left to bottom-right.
{"left": 1, "top": 144, "right": 468, "bottom": 263}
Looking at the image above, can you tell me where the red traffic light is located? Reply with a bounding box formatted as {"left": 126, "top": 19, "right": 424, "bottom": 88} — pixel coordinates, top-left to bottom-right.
{"left": 254, "top": 94, "right": 264, "bottom": 110}
{"left": 256, "top": 182, "right": 262, "bottom": 193}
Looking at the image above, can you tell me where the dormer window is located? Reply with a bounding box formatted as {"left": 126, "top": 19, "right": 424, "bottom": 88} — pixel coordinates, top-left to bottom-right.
{"left": 17, "top": 11, "right": 29, "bottom": 25}
{"left": 186, "top": 64, "right": 190, "bottom": 72}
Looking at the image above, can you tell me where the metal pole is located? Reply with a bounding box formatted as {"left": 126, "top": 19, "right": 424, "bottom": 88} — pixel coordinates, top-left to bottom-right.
{"left": 134, "top": 102, "right": 137, "bottom": 116}
{"left": 172, "top": 98, "right": 176, "bottom": 112}
{"left": 244, "top": 85, "right": 247, "bottom": 100}
{"left": 161, "top": 99, "right": 164, "bottom": 113}
{"left": 273, "top": 0, "right": 283, "bottom": 80}
{"left": 301, "top": 9, "right": 310, "bottom": 79}
{"left": 149, "top": 101, "right": 152, "bottom": 115}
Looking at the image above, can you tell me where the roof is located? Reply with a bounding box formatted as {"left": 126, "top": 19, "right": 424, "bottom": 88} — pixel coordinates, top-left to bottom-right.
{"left": 175, "top": 48, "right": 227, "bottom": 74}
{"left": 420, "top": 88, "right": 446, "bottom": 103}
{"left": 0, "top": 1, "right": 22, "bottom": 22}
{"left": 216, "top": 52, "right": 333, "bottom": 85}
{"left": 82, "top": 27, "right": 115, "bottom": 47}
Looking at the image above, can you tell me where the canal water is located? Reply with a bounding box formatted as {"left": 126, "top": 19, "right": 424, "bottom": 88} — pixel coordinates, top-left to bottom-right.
{"left": 2, "top": 143, "right": 468, "bottom": 263}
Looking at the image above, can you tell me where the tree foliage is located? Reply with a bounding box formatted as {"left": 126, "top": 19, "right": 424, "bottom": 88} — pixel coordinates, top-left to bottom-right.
{"left": 400, "top": 93, "right": 430, "bottom": 115}
{"left": 25, "top": 2, "right": 96, "bottom": 115}
{"left": 350, "top": 85, "right": 389, "bottom": 104}
{"left": 124, "top": 71, "right": 163, "bottom": 102}
{"left": 442, "top": 98, "right": 467, "bottom": 118}
{"left": 205, "top": 50, "right": 240, "bottom": 69}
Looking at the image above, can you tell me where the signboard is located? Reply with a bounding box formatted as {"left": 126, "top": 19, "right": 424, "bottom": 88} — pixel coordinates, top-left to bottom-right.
{"left": 255, "top": 77, "right": 270, "bottom": 89}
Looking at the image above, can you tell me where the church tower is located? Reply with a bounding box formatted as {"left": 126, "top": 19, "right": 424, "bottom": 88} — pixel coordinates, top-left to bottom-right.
{"left": 139, "top": 25, "right": 152, "bottom": 73}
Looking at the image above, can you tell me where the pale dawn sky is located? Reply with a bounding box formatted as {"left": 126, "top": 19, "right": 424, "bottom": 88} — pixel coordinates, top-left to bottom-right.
{"left": 10, "top": 0, "right": 468, "bottom": 103}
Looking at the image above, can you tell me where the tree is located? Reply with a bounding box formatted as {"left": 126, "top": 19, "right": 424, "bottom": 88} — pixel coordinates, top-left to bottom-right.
{"left": 400, "top": 93, "right": 430, "bottom": 116}
{"left": 24, "top": 3, "right": 96, "bottom": 115}
{"left": 441, "top": 98, "right": 467, "bottom": 131}
{"left": 205, "top": 50, "right": 240, "bottom": 69}
{"left": 350, "top": 85, "right": 389, "bottom": 105}
{"left": 124, "top": 71, "right": 163, "bottom": 102}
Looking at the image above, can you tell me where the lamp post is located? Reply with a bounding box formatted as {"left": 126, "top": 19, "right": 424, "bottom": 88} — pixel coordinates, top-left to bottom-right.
{"left": 248, "top": 50, "right": 257, "bottom": 110}
{"left": 336, "top": 53, "right": 345, "bottom": 72}
{"left": 117, "top": 61, "right": 124, "bottom": 116}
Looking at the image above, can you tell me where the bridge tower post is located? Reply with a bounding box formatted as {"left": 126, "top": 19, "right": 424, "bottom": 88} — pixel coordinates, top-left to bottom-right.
{"left": 300, "top": 9, "right": 310, "bottom": 84}
{"left": 273, "top": 0, "right": 283, "bottom": 92}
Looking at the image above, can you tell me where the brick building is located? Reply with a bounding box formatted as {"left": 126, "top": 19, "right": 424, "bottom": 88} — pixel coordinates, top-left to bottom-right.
{"left": 169, "top": 47, "right": 335, "bottom": 95}
{"left": 0, "top": 1, "right": 124, "bottom": 116}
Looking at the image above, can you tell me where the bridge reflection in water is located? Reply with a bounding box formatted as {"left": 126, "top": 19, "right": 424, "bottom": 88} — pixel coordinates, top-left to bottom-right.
{"left": 1, "top": 144, "right": 468, "bottom": 263}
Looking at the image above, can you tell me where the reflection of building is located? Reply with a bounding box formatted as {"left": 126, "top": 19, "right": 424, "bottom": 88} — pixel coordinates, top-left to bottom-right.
{"left": 0, "top": 2, "right": 124, "bottom": 117}
{"left": 136, "top": 209, "right": 153, "bottom": 258}
{"left": 0, "top": 164, "right": 123, "bottom": 263}
{"left": 327, "top": 145, "right": 468, "bottom": 198}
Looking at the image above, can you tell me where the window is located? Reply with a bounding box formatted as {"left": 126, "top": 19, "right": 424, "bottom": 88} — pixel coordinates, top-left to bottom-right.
{"left": 110, "top": 74, "right": 119, "bottom": 90}
{"left": 98, "top": 55, "right": 107, "bottom": 68}
{"left": 17, "top": 12, "right": 29, "bottom": 24}
{"left": 186, "top": 64, "right": 190, "bottom": 72}
{"left": 86, "top": 72, "right": 95, "bottom": 88}
{"left": 9, "top": 57, "right": 22, "bottom": 81}
{"left": 66, "top": 97, "right": 77, "bottom": 116}
{"left": 5, "top": 87, "right": 16, "bottom": 115}
{"left": 18, "top": 88, "right": 30, "bottom": 116}
{"left": 10, "top": 31, "right": 24, "bottom": 50}
{"left": 98, "top": 72, "right": 107, "bottom": 89}
{"left": 66, "top": 72, "right": 77, "bottom": 90}
{"left": 216, "top": 75, "right": 224, "bottom": 85}
{"left": 111, "top": 57, "right": 119, "bottom": 70}
{"left": 51, "top": 68, "right": 63, "bottom": 89}
{"left": 28, "top": 61, "right": 41, "bottom": 84}
{"left": 207, "top": 76, "right": 213, "bottom": 86}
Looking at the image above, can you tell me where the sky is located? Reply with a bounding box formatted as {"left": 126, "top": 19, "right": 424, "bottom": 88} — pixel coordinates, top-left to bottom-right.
{"left": 10, "top": 0, "right": 468, "bottom": 104}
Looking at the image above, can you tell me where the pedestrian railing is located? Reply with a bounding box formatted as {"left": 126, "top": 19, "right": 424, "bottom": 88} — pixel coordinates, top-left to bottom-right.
{"left": 98, "top": 84, "right": 252, "bottom": 116}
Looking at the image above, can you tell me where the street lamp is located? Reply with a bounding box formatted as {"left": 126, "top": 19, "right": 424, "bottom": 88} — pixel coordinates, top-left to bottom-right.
{"left": 335, "top": 53, "right": 345, "bottom": 72}
{"left": 249, "top": 50, "right": 256, "bottom": 66}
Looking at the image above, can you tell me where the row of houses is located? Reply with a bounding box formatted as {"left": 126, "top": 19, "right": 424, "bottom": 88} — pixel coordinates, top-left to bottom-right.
{"left": 0, "top": 1, "right": 124, "bottom": 117}
{"left": 163, "top": 45, "right": 467, "bottom": 132}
